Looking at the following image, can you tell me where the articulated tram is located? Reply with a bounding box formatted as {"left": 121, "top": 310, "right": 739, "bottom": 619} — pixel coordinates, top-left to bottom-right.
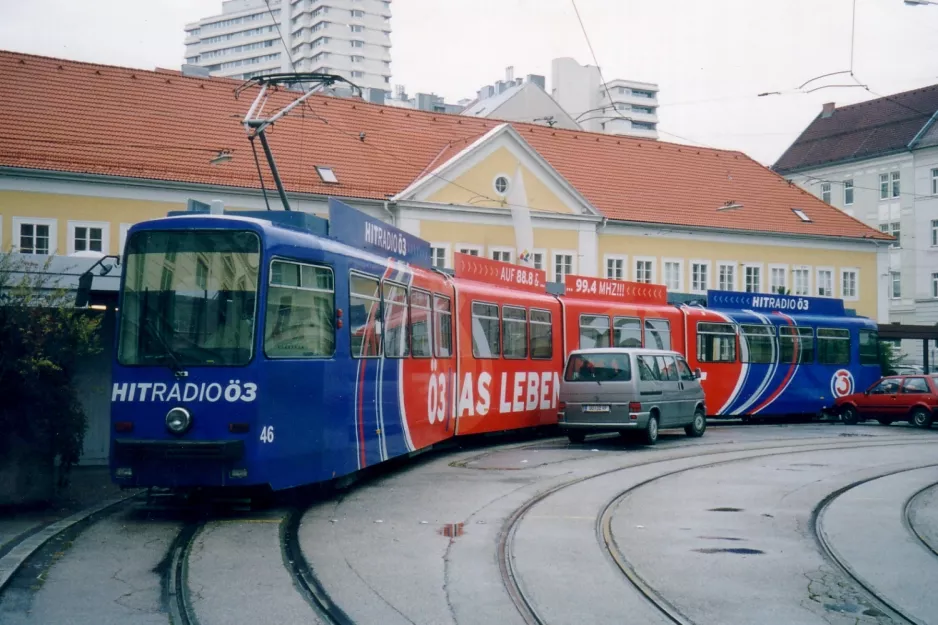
{"left": 109, "top": 199, "right": 881, "bottom": 491}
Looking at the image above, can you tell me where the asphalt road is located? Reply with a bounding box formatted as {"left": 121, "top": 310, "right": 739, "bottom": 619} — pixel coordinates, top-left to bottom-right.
{"left": 2, "top": 421, "right": 937, "bottom": 625}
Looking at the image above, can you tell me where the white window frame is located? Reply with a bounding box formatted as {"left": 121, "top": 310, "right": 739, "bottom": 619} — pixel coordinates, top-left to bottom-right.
{"left": 891, "top": 171, "right": 900, "bottom": 198}
{"left": 492, "top": 173, "right": 511, "bottom": 197}
{"left": 931, "top": 219, "right": 938, "bottom": 248}
{"left": 603, "top": 254, "right": 627, "bottom": 281}
{"left": 633, "top": 256, "right": 656, "bottom": 284}
{"left": 843, "top": 179, "right": 854, "bottom": 206}
{"left": 742, "top": 263, "right": 763, "bottom": 293}
{"left": 791, "top": 265, "right": 812, "bottom": 296}
{"left": 67, "top": 220, "right": 110, "bottom": 255}
{"left": 529, "top": 248, "right": 547, "bottom": 272}
{"left": 879, "top": 173, "right": 889, "bottom": 200}
{"left": 552, "top": 249, "right": 577, "bottom": 283}
{"left": 820, "top": 182, "right": 831, "bottom": 204}
{"left": 429, "top": 242, "right": 451, "bottom": 269}
{"left": 840, "top": 267, "right": 859, "bottom": 301}
{"left": 768, "top": 263, "right": 788, "bottom": 294}
{"left": 932, "top": 272, "right": 938, "bottom": 299}
{"left": 119, "top": 223, "right": 132, "bottom": 255}
{"left": 662, "top": 257, "right": 684, "bottom": 292}
{"left": 890, "top": 271, "right": 901, "bottom": 300}
{"left": 12, "top": 216, "right": 58, "bottom": 255}
{"left": 456, "top": 244, "right": 483, "bottom": 257}
{"left": 716, "top": 260, "right": 737, "bottom": 291}
{"left": 815, "top": 266, "right": 834, "bottom": 298}
{"left": 689, "top": 260, "right": 710, "bottom": 294}
{"left": 489, "top": 246, "right": 514, "bottom": 264}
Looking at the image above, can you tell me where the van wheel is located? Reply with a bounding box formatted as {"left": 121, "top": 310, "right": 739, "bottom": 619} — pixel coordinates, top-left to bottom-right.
{"left": 911, "top": 407, "right": 933, "bottom": 429}
{"left": 643, "top": 415, "right": 659, "bottom": 445}
{"left": 685, "top": 408, "right": 706, "bottom": 437}
{"left": 877, "top": 418, "right": 893, "bottom": 426}
{"left": 567, "top": 431, "right": 586, "bottom": 444}
{"left": 840, "top": 405, "right": 859, "bottom": 425}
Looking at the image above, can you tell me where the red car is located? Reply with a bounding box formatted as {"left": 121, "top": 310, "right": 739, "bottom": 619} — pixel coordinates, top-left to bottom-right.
{"left": 836, "top": 374, "right": 938, "bottom": 428}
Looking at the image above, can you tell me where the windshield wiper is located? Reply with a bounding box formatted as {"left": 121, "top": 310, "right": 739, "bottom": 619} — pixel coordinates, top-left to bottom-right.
{"left": 143, "top": 317, "right": 186, "bottom": 377}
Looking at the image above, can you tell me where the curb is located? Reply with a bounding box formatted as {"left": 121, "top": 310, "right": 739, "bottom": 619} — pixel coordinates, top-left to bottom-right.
{"left": 0, "top": 492, "right": 138, "bottom": 593}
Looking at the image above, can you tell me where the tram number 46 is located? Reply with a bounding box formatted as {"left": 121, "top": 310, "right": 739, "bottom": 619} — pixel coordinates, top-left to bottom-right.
{"left": 260, "top": 426, "right": 275, "bottom": 443}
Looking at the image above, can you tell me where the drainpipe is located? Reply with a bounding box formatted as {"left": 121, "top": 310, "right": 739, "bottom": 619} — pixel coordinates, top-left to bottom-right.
{"left": 383, "top": 199, "right": 396, "bottom": 226}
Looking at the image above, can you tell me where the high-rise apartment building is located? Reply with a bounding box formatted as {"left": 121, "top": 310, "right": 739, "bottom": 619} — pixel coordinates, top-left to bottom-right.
{"left": 184, "top": 0, "right": 392, "bottom": 99}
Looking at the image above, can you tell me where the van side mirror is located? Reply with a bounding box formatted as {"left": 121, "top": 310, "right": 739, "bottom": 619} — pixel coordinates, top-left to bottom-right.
{"left": 694, "top": 368, "right": 702, "bottom": 379}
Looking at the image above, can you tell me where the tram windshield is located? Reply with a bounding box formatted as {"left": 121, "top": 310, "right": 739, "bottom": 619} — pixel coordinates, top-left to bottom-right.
{"left": 117, "top": 230, "right": 261, "bottom": 367}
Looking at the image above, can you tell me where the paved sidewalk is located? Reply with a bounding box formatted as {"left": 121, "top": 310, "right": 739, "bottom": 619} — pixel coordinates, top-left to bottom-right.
{"left": 0, "top": 466, "right": 133, "bottom": 552}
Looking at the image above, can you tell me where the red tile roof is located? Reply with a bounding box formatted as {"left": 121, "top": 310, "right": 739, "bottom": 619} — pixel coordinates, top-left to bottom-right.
{"left": 773, "top": 84, "right": 938, "bottom": 174}
{"left": 0, "top": 50, "right": 888, "bottom": 242}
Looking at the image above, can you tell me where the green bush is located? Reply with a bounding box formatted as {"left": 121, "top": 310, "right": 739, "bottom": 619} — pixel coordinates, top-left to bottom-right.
{"left": 878, "top": 340, "right": 905, "bottom": 376}
{"left": 0, "top": 253, "right": 102, "bottom": 483}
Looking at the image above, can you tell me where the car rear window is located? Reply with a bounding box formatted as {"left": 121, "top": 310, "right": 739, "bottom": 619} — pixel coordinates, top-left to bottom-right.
{"left": 564, "top": 353, "right": 632, "bottom": 382}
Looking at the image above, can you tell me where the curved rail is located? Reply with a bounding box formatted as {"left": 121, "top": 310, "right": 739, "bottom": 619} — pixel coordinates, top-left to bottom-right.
{"left": 165, "top": 521, "right": 203, "bottom": 625}
{"left": 498, "top": 437, "right": 938, "bottom": 625}
{"left": 903, "top": 481, "right": 938, "bottom": 558}
{"left": 280, "top": 507, "right": 357, "bottom": 625}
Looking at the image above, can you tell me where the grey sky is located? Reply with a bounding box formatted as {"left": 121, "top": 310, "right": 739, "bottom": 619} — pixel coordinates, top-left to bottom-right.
{"left": 1, "top": 0, "right": 936, "bottom": 164}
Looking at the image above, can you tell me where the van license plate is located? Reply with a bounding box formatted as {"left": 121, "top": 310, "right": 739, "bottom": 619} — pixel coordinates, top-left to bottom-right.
{"left": 583, "top": 405, "right": 610, "bottom": 413}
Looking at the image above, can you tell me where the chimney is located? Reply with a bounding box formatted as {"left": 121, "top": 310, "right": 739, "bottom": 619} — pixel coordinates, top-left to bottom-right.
{"left": 821, "top": 102, "right": 835, "bottom": 118}
{"left": 506, "top": 65, "right": 514, "bottom": 82}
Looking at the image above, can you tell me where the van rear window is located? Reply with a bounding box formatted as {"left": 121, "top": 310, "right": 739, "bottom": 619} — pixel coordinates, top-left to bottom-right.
{"left": 564, "top": 353, "right": 632, "bottom": 382}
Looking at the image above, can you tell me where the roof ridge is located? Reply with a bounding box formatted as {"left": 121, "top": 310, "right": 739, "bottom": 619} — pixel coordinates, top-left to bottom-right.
{"left": 828, "top": 82, "right": 938, "bottom": 114}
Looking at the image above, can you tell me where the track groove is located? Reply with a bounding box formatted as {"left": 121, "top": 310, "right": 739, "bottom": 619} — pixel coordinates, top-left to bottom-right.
{"left": 903, "top": 481, "right": 938, "bottom": 558}
{"left": 166, "top": 521, "right": 203, "bottom": 625}
{"left": 498, "top": 436, "right": 938, "bottom": 625}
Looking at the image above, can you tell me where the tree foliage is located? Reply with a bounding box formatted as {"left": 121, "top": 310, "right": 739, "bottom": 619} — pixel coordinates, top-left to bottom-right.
{"left": 878, "top": 340, "right": 906, "bottom": 376}
{"left": 0, "top": 253, "right": 102, "bottom": 479}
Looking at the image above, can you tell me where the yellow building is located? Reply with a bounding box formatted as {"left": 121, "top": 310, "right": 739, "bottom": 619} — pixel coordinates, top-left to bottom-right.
{"left": 0, "top": 50, "right": 892, "bottom": 322}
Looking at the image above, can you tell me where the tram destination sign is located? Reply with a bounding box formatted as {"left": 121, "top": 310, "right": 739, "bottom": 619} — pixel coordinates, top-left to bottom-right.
{"left": 707, "top": 290, "right": 845, "bottom": 316}
{"left": 454, "top": 252, "right": 547, "bottom": 294}
{"left": 328, "top": 198, "right": 432, "bottom": 268}
{"left": 564, "top": 275, "right": 667, "bottom": 304}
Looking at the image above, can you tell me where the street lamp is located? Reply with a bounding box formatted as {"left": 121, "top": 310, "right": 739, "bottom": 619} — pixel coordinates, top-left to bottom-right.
{"left": 904, "top": 0, "right": 938, "bottom": 6}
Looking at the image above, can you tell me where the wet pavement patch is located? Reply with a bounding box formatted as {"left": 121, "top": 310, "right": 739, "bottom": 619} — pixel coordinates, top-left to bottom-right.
{"left": 438, "top": 523, "right": 464, "bottom": 538}
{"left": 693, "top": 548, "right": 765, "bottom": 555}
{"left": 708, "top": 507, "right": 744, "bottom": 512}
{"left": 698, "top": 536, "right": 745, "bottom": 541}
{"left": 823, "top": 602, "right": 885, "bottom": 617}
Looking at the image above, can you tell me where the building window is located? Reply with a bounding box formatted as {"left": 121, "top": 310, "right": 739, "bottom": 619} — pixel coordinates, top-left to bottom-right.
{"left": 491, "top": 249, "right": 513, "bottom": 264}
{"left": 350, "top": 40, "right": 364, "bottom": 48}
{"left": 350, "top": 24, "right": 364, "bottom": 32}
{"left": 891, "top": 171, "right": 900, "bottom": 198}
{"left": 717, "top": 262, "right": 736, "bottom": 291}
{"left": 932, "top": 168, "right": 938, "bottom": 195}
{"left": 553, "top": 252, "right": 574, "bottom": 282}
{"left": 605, "top": 256, "right": 625, "bottom": 280}
{"left": 931, "top": 220, "right": 938, "bottom": 247}
{"left": 350, "top": 55, "right": 363, "bottom": 62}
{"left": 531, "top": 251, "right": 545, "bottom": 271}
{"left": 843, "top": 179, "right": 854, "bottom": 205}
{"left": 932, "top": 273, "right": 938, "bottom": 298}
{"left": 769, "top": 265, "right": 787, "bottom": 294}
{"left": 493, "top": 175, "right": 510, "bottom": 195}
{"left": 634, "top": 258, "right": 654, "bottom": 284}
{"left": 792, "top": 267, "right": 810, "bottom": 296}
{"left": 880, "top": 221, "right": 900, "bottom": 247}
{"left": 891, "top": 272, "right": 901, "bottom": 299}
{"left": 841, "top": 269, "right": 858, "bottom": 300}
{"left": 350, "top": 9, "right": 365, "bottom": 17}
{"left": 430, "top": 245, "right": 448, "bottom": 269}
{"left": 663, "top": 260, "right": 682, "bottom": 291}
{"left": 744, "top": 265, "right": 761, "bottom": 293}
{"left": 816, "top": 268, "right": 833, "bottom": 297}
{"left": 351, "top": 71, "right": 364, "bottom": 78}
{"left": 14, "top": 218, "right": 57, "bottom": 255}
{"left": 820, "top": 182, "right": 831, "bottom": 203}
{"left": 880, "top": 173, "right": 889, "bottom": 200}
{"left": 691, "top": 261, "right": 709, "bottom": 293}
{"left": 68, "top": 220, "right": 110, "bottom": 255}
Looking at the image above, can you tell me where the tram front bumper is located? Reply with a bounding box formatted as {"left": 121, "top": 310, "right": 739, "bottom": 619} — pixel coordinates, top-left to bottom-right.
{"left": 113, "top": 439, "right": 245, "bottom": 461}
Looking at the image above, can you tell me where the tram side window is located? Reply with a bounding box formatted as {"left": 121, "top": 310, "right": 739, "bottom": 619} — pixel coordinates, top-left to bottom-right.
{"left": 613, "top": 316, "right": 642, "bottom": 347}
{"left": 779, "top": 326, "right": 815, "bottom": 364}
{"left": 502, "top": 306, "right": 528, "bottom": 359}
{"left": 859, "top": 330, "right": 879, "bottom": 365}
{"left": 817, "top": 328, "right": 850, "bottom": 365}
{"left": 530, "top": 309, "right": 553, "bottom": 359}
{"left": 471, "top": 302, "right": 500, "bottom": 358}
{"left": 410, "top": 290, "right": 432, "bottom": 358}
{"left": 350, "top": 273, "right": 382, "bottom": 358}
{"left": 265, "top": 260, "right": 335, "bottom": 358}
{"left": 382, "top": 281, "right": 409, "bottom": 358}
{"left": 580, "top": 314, "right": 610, "bottom": 349}
{"left": 433, "top": 295, "right": 453, "bottom": 358}
{"left": 697, "top": 322, "right": 737, "bottom": 363}
{"left": 645, "top": 319, "right": 672, "bottom": 350}
{"left": 740, "top": 324, "right": 775, "bottom": 364}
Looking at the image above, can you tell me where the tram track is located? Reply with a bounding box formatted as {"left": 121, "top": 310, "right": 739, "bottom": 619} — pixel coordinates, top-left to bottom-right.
{"left": 497, "top": 436, "right": 938, "bottom": 625}
{"left": 903, "top": 481, "right": 938, "bottom": 559}
{"left": 164, "top": 521, "right": 203, "bottom": 625}
{"left": 281, "top": 506, "right": 357, "bottom": 625}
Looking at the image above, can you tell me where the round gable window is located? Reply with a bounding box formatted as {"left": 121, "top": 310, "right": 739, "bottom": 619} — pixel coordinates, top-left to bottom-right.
{"left": 493, "top": 175, "right": 510, "bottom": 196}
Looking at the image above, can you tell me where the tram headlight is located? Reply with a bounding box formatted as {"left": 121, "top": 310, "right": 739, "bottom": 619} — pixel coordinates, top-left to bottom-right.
{"left": 165, "top": 407, "right": 192, "bottom": 435}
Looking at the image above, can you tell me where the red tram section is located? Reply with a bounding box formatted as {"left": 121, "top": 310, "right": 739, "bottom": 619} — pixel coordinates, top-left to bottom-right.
{"left": 449, "top": 253, "right": 564, "bottom": 436}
